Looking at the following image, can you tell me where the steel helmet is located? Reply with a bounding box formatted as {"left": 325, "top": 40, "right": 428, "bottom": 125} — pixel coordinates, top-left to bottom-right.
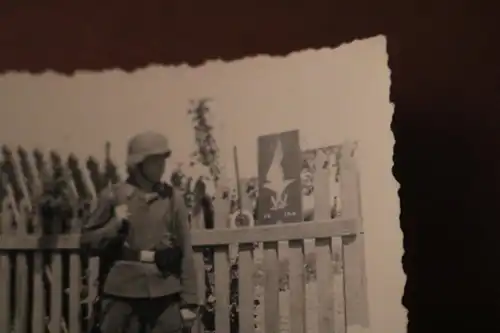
{"left": 126, "top": 131, "right": 171, "bottom": 167}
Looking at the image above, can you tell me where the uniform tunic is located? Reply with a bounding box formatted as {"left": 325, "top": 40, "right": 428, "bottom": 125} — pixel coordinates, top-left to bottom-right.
{"left": 81, "top": 181, "right": 198, "bottom": 306}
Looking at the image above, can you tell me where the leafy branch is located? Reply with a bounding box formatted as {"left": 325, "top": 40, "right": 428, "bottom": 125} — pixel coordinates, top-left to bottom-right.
{"left": 188, "top": 98, "right": 221, "bottom": 185}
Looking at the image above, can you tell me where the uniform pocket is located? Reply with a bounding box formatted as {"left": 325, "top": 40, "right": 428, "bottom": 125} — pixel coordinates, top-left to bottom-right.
{"left": 152, "top": 298, "right": 183, "bottom": 333}
{"left": 99, "top": 296, "right": 135, "bottom": 332}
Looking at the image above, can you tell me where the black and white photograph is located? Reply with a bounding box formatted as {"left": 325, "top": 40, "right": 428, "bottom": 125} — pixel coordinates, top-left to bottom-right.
{"left": 0, "top": 35, "right": 402, "bottom": 333}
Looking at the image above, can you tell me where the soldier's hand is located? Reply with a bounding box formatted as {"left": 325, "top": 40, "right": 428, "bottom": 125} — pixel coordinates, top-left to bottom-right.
{"left": 114, "top": 204, "right": 130, "bottom": 222}
{"left": 180, "top": 308, "right": 197, "bottom": 327}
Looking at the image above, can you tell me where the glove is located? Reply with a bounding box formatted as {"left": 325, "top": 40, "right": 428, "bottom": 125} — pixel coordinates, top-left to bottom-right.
{"left": 111, "top": 204, "right": 131, "bottom": 237}
{"left": 180, "top": 307, "right": 197, "bottom": 327}
{"left": 114, "top": 204, "right": 130, "bottom": 223}
{"left": 154, "top": 247, "right": 183, "bottom": 276}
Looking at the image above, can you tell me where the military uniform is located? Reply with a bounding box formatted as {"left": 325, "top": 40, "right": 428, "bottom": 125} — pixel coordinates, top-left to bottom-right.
{"left": 81, "top": 132, "right": 198, "bottom": 333}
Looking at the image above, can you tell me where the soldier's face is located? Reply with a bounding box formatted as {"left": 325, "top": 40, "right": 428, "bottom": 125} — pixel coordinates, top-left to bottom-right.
{"left": 141, "top": 155, "right": 167, "bottom": 182}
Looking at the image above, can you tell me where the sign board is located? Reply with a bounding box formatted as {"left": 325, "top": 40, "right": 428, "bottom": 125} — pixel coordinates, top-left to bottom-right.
{"left": 257, "top": 130, "right": 303, "bottom": 225}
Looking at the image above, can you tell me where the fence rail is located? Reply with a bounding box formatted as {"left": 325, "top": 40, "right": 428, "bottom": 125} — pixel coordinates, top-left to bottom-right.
{"left": 0, "top": 218, "right": 357, "bottom": 250}
{"left": 0, "top": 143, "right": 368, "bottom": 333}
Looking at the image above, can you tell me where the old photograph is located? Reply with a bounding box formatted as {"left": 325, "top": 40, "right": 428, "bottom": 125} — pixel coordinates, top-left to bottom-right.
{"left": 0, "top": 35, "right": 403, "bottom": 333}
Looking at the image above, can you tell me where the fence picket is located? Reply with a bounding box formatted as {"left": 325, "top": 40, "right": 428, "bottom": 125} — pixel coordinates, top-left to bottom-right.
{"left": 263, "top": 241, "right": 280, "bottom": 333}
{"left": 78, "top": 164, "right": 99, "bottom": 332}
{"left": 22, "top": 149, "right": 43, "bottom": 226}
{"left": 10, "top": 149, "right": 31, "bottom": 202}
{"left": 33, "top": 149, "right": 52, "bottom": 197}
{"left": 63, "top": 158, "right": 80, "bottom": 231}
{"left": 331, "top": 147, "right": 346, "bottom": 333}
{"left": 86, "top": 158, "right": 104, "bottom": 195}
{"left": 288, "top": 239, "right": 306, "bottom": 333}
{"left": 4, "top": 192, "right": 27, "bottom": 333}
{"left": 313, "top": 149, "right": 338, "bottom": 333}
{"left": 17, "top": 148, "right": 35, "bottom": 200}
{"left": 0, "top": 197, "right": 13, "bottom": 333}
{"left": 46, "top": 152, "right": 64, "bottom": 333}
{"left": 5, "top": 149, "right": 31, "bottom": 333}
{"left": 14, "top": 200, "right": 29, "bottom": 333}
{"left": 24, "top": 150, "right": 47, "bottom": 333}
{"left": 213, "top": 186, "right": 231, "bottom": 333}
{"left": 238, "top": 242, "right": 255, "bottom": 333}
{"left": 65, "top": 157, "right": 82, "bottom": 333}
{"left": 68, "top": 251, "right": 81, "bottom": 333}
{"left": 191, "top": 210, "right": 206, "bottom": 333}
{"left": 235, "top": 176, "right": 256, "bottom": 333}
{"left": 67, "top": 154, "right": 90, "bottom": 200}
{"left": 49, "top": 248, "right": 63, "bottom": 333}
{"left": 340, "top": 141, "right": 369, "bottom": 329}
{"left": 80, "top": 162, "right": 97, "bottom": 205}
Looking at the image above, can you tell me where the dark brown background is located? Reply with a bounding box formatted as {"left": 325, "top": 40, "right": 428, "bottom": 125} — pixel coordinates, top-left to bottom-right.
{"left": 1, "top": 1, "right": 498, "bottom": 332}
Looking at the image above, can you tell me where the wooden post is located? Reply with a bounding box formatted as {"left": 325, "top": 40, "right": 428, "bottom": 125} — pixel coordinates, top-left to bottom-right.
{"left": 340, "top": 141, "right": 369, "bottom": 329}
{"left": 213, "top": 173, "right": 231, "bottom": 332}
{"left": 313, "top": 148, "right": 345, "bottom": 333}
{"left": 0, "top": 196, "right": 13, "bottom": 333}
{"left": 231, "top": 146, "right": 256, "bottom": 333}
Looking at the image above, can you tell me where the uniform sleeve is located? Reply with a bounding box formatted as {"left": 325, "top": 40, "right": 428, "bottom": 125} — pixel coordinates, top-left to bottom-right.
{"left": 174, "top": 190, "right": 199, "bottom": 307}
{"left": 80, "top": 188, "right": 123, "bottom": 253}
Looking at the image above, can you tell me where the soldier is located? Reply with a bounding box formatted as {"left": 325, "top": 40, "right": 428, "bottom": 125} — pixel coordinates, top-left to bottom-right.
{"left": 81, "top": 131, "right": 199, "bottom": 333}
